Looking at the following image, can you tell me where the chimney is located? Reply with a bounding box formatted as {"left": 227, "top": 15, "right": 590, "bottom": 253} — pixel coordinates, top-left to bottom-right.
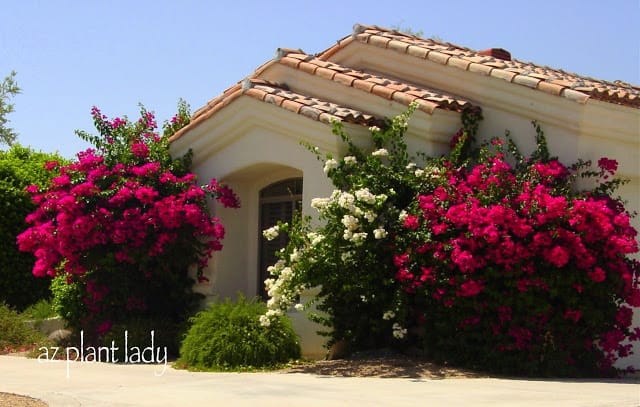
{"left": 478, "top": 48, "right": 512, "bottom": 61}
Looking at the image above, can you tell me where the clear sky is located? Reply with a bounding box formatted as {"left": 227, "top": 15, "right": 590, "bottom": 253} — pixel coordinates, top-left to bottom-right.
{"left": 1, "top": 0, "right": 639, "bottom": 158}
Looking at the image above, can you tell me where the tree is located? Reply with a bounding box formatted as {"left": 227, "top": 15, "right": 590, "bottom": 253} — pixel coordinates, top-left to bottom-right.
{"left": 0, "top": 71, "right": 21, "bottom": 146}
{"left": 0, "top": 144, "right": 66, "bottom": 310}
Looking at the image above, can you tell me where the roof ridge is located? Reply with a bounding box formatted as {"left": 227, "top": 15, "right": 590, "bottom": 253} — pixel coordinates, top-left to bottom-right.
{"left": 320, "top": 24, "right": 638, "bottom": 108}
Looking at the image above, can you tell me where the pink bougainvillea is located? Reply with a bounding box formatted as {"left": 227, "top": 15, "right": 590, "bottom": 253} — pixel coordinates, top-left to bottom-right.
{"left": 395, "top": 129, "right": 639, "bottom": 375}
{"left": 18, "top": 104, "right": 239, "bottom": 339}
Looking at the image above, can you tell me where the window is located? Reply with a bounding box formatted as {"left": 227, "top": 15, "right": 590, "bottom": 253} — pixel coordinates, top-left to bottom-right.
{"left": 258, "top": 178, "right": 302, "bottom": 299}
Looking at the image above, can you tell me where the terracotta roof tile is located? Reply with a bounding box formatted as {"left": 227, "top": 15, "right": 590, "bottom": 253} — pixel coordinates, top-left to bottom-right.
{"left": 323, "top": 24, "right": 640, "bottom": 108}
{"left": 275, "top": 52, "right": 473, "bottom": 114}
{"left": 170, "top": 78, "right": 390, "bottom": 142}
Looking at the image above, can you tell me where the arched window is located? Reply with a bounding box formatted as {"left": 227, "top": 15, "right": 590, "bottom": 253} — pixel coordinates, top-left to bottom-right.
{"left": 258, "top": 178, "right": 302, "bottom": 298}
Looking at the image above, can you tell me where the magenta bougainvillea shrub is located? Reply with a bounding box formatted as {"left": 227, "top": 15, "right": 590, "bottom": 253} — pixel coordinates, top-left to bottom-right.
{"left": 17, "top": 102, "right": 239, "bottom": 341}
{"left": 395, "top": 123, "right": 639, "bottom": 376}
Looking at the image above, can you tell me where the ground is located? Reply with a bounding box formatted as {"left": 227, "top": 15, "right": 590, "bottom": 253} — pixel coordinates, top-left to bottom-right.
{"left": 0, "top": 351, "right": 483, "bottom": 406}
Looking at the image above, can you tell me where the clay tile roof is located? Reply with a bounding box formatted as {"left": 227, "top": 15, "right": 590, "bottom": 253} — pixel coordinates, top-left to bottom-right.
{"left": 242, "top": 79, "right": 384, "bottom": 126}
{"left": 276, "top": 51, "right": 472, "bottom": 114}
{"left": 320, "top": 24, "right": 639, "bottom": 108}
{"left": 170, "top": 78, "right": 384, "bottom": 142}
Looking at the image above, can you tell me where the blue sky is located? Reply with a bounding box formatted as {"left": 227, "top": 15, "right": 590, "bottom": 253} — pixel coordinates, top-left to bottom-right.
{"left": 2, "top": 0, "right": 639, "bottom": 158}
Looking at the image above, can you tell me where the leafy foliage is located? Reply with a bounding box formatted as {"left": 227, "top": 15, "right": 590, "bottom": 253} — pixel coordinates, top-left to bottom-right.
{"left": 179, "top": 295, "right": 300, "bottom": 370}
{"left": 0, "top": 303, "right": 49, "bottom": 354}
{"left": 0, "top": 144, "right": 66, "bottom": 310}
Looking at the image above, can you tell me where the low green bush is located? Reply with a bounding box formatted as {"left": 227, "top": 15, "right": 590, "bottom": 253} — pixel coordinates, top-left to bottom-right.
{"left": 178, "top": 296, "right": 300, "bottom": 370}
{"left": 21, "top": 299, "right": 56, "bottom": 321}
{"left": 0, "top": 303, "right": 49, "bottom": 353}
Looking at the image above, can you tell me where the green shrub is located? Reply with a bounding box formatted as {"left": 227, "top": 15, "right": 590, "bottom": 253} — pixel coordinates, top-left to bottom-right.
{"left": 0, "top": 144, "right": 66, "bottom": 311}
{"left": 0, "top": 303, "right": 48, "bottom": 353}
{"left": 21, "top": 299, "right": 56, "bottom": 321}
{"left": 179, "top": 296, "right": 300, "bottom": 370}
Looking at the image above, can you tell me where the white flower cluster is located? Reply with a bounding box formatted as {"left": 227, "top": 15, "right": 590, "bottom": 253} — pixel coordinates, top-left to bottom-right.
{"left": 414, "top": 165, "right": 442, "bottom": 179}
{"left": 373, "top": 227, "right": 387, "bottom": 239}
{"left": 355, "top": 188, "right": 376, "bottom": 204}
{"left": 371, "top": 148, "right": 389, "bottom": 157}
{"left": 323, "top": 158, "right": 338, "bottom": 174}
{"left": 382, "top": 310, "right": 395, "bottom": 320}
{"left": 260, "top": 259, "right": 304, "bottom": 327}
{"left": 307, "top": 232, "right": 324, "bottom": 246}
{"left": 392, "top": 323, "right": 407, "bottom": 339}
{"left": 343, "top": 156, "right": 357, "bottom": 165}
{"left": 341, "top": 214, "right": 359, "bottom": 231}
{"left": 262, "top": 225, "right": 280, "bottom": 241}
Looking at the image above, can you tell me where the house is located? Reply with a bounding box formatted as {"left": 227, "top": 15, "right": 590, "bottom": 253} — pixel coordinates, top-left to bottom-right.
{"left": 169, "top": 24, "right": 640, "bottom": 366}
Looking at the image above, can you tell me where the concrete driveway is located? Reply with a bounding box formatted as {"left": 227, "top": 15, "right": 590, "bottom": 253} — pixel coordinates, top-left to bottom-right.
{"left": 1, "top": 355, "right": 638, "bottom": 406}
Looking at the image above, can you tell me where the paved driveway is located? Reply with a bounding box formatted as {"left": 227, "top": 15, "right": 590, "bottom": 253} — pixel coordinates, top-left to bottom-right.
{"left": 0, "top": 355, "right": 638, "bottom": 406}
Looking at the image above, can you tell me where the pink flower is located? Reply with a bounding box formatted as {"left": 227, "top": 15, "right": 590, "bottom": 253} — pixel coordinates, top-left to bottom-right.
{"left": 587, "top": 267, "right": 606, "bottom": 283}
{"left": 402, "top": 215, "right": 419, "bottom": 230}
{"left": 563, "top": 309, "right": 582, "bottom": 323}
{"left": 598, "top": 157, "right": 618, "bottom": 174}
{"left": 134, "top": 186, "right": 159, "bottom": 204}
{"left": 44, "top": 161, "right": 59, "bottom": 171}
{"left": 131, "top": 142, "right": 150, "bottom": 158}
{"left": 544, "top": 245, "right": 570, "bottom": 268}
{"left": 97, "top": 320, "right": 112, "bottom": 335}
{"left": 457, "top": 279, "right": 484, "bottom": 297}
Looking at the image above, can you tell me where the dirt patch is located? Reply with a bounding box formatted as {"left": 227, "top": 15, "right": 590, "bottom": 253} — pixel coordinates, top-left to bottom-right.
{"left": 280, "top": 350, "right": 486, "bottom": 379}
{"left": 0, "top": 392, "right": 47, "bottom": 407}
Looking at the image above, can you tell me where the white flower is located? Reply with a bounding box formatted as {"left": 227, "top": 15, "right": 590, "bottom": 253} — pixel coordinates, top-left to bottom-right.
{"left": 343, "top": 156, "right": 357, "bottom": 165}
{"left": 371, "top": 148, "right": 388, "bottom": 157}
{"left": 341, "top": 251, "right": 353, "bottom": 262}
{"left": 323, "top": 158, "right": 339, "bottom": 174}
{"left": 343, "top": 230, "right": 353, "bottom": 240}
{"left": 351, "top": 232, "right": 368, "bottom": 243}
{"left": 382, "top": 310, "right": 395, "bottom": 320}
{"left": 373, "top": 227, "right": 387, "bottom": 239}
{"left": 311, "top": 197, "right": 330, "bottom": 210}
{"left": 294, "top": 303, "right": 304, "bottom": 311}
{"left": 369, "top": 125, "right": 381, "bottom": 133}
{"left": 280, "top": 267, "right": 293, "bottom": 279}
{"left": 398, "top": 210, "right": 408, "bottom": 221}
{"left": 355, "top": 188, "right": 376, "bottom": 204}
{"left": 406, "top": 162, "right": 417, "bottom": 169}
{"left": 259, "top": 315, "right": 271, "bottom": 327}
{"left": 266, "top": 309, "right": 283, "bottom": 318}
{"left": 307, "top": 232, "right": 325, "bottom": 246}
{"left": 341, "top": 214, "right": 359, "bottom": 231}
{"left": 376, "top": 193, "right": 388, "bottom": 203}
{"left": 392, "top": 323, "right": 407, "bottom": 339}
{"left": 360, "top": 295, "right": 368, "bottom": 303}
{"left": 262, "top": 225, "right": 280, "bottom": 241}
{"left": 364, "top": 211, "right": 376, "bottom": 223}
{"left": 289, "top": 249, "right": 300, "bottom": 262}
{"left": 337, "top": 192, "right": 355, "bottom": 210}
{"left": 414, "top": 169, "right": 424, "bottom": 177}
